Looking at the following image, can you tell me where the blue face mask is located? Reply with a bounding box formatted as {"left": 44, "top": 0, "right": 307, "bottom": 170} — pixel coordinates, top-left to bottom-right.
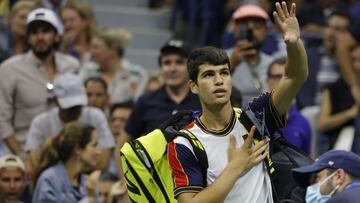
{"left": 305, "top": 171, "right": 339, "bottom": 203}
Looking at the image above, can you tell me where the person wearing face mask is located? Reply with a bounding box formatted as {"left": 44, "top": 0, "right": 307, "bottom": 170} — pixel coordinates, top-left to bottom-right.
{"left": 292, "top": 150, "right": 360, "bottom": 203}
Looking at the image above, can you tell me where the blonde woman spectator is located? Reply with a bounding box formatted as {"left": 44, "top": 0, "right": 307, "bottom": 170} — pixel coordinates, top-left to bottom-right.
{"left": 60, "top": 0, "right": 95, "bottom": 65}
{"left": 0, "top": 0, "right": 35, "bottom": 62}
{"left": 80, "top": 28, "right": 148, "bottom": 103}
{"left": 33, "top": 122, "right": 101, "bottom": 203}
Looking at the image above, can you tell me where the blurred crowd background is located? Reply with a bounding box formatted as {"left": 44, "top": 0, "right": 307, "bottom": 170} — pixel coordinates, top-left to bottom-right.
{"left": 1, "top": 0, "right": 360, "bottom": 202}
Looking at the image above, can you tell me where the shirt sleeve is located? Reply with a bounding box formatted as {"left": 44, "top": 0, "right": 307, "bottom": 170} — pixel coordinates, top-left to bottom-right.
{"left": 25, "top": 115, "right": 46, "bottom": 151}
{"left": 91, "top": 108, "right": 115, "bottom": 149}
{"left": 124, "top": 96, "right": 146, "bottom": 138}
{"left": 0, "top": 64, "right": 16, "bottom": 139}
{"left": 247, "top": 92, "right": 287, "bottom": 135}
{"left": 33, "top": 177, "right": 59, "bottom": 203}
{"left": 167, "top": 140, "right": 205, "bottom": 197}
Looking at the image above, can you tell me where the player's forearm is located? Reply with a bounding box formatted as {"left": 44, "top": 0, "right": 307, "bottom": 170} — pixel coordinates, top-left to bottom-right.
{"left": 179, "top": 162, "right": 242, "bottom": 203}
{"left": 285, "top": 39, "right": 308, "bottom": 84}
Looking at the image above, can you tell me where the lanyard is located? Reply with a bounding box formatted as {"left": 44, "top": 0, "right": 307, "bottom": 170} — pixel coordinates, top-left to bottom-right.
{"left": 344, "top": 181, "right": 360, "bottom": 190}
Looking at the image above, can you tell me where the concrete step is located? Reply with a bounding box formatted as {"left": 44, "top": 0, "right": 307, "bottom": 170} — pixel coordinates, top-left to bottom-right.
{"left": 94, "top": 5, "right": 171, "bottom": 29}
{"left": 125, "top": 27, "right": 172, "bottom": 49}
{"left": 125, "top": 48, "right": 160, "bottom": 70}
{"left": 87, "top": 0, "right": 148, "bottom": 7}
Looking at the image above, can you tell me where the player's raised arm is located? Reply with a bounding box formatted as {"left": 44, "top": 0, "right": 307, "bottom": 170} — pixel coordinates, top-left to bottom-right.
{"left": 271, "top": 2, "right": 308, "bottom": 115}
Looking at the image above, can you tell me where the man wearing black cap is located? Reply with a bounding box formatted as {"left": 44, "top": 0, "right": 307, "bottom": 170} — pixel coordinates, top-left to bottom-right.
{"left": 0, "top": 8, "right": 78, "bottom": 159}
{"left": 120, "top": 39, "right": 201, "bottom": 145}
{"left": 292, "top": 150, "right": 360, "bottom": 203}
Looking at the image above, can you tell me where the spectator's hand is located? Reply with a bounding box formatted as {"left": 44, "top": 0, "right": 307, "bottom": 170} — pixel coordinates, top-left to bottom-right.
{"left": 227, "top": 126, "right": 269, "bottom": 178}
{"left": 273, "top": 2, "right": 300, "bottom": 44}
{"left": 86, "top": 170, "right": 101, "bottom": 201}
{"left": 107, "top": 179, "right": 129, "bottom": 203}
{"left": 230, "top": 40, "right": 257, "bottom": 69}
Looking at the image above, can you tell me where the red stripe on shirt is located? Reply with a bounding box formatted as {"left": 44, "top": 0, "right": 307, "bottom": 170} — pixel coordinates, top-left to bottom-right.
{"left": 168, "top": 142, "right": 189, "bottom": 188}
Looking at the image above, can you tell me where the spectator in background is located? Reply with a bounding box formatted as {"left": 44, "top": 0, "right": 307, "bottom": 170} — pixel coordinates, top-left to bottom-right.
{"left": 80, "top": 28, "right": 148, "bottom": 103}
{"left": 0, "top": 8, "right": 79, "bottom": 159}
{"left": 0, "top": 154, "right": 31, "bottom": 203}
{"left": 84, "top": 77, "right": 110, "bottom": 114}
{"left": 33, "top": 122, "right": 101, "bottom": 203}
{"left": 60, "top": 0, "right": 95, "bottom": 65}
{"left": 297, "top": 10, "right": 352, "bottom": 109}
{"left": 297, "top": 0, "right": 348, "bottom": 34}
{"left": 292, "top": 150, "right": 360, "bottom": 203}
{"left": 122, "top": 39, "right": 201, "bottom": 145}
{"left": 25, "top": 73, "right": 114, "bottom": 172}
{"left": 317, "top": 46, "right": 360, "bottom": 154}
{"left": 98, "top": 172, "right": 125, "bottom": 203}
{"left": 267, "top": 58, "right": 311, "bottom": 153}
{"left": 110, "top": 101, "right": 133, "bottom": 138}
{"left": 109, "top": 101, "right": 133, "bottom": 176}
{"left": 229, "top": 4, "right": 274, "bottom": 104}
{"left": 0, "top": 0, "right": 35, "bottom": 62}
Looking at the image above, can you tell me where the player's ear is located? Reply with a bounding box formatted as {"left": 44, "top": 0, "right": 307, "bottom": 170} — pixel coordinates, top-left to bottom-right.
{"left": 189, "top": 80, "right": 199, "bottom": 94}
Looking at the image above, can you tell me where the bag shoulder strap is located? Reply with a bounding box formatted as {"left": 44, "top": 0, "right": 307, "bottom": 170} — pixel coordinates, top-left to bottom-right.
{"left": 164, "top": 126, "right": 208, "bottom": 186}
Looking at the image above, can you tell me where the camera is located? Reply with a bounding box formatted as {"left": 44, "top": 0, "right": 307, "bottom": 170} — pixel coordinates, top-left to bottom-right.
{"left": 238, "top": 27, "right": 254, "bottom": 41}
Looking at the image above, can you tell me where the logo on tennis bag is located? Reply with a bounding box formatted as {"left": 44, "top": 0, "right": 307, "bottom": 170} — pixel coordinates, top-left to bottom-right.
{"left": 120, "top": 111, "right": 208, "bottom": 203}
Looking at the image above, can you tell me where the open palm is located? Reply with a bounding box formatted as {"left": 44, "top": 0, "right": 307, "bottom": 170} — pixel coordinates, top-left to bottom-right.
{"left": 273, "top": 2, "right": 300, "bottom": 44}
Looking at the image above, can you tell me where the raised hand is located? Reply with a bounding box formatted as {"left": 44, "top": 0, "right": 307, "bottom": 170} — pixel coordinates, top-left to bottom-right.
{"left": 273, "top": 2, "right": 300, "bottom": 44}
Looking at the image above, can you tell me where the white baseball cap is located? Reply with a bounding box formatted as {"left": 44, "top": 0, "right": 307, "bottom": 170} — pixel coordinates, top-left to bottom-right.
{"left": 0, "top": 154, "right": 25, "bottom": 172}
{"left": 27, "top": 8, "right": 64, "bottom": 35}
{"left": 53, "top": 73, "right": 88, "bottom": 109}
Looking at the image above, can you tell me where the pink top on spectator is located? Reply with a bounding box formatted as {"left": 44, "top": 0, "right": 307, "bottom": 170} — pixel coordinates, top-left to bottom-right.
{"left": 232, "top": 4, "right": 269, "bottom": 21}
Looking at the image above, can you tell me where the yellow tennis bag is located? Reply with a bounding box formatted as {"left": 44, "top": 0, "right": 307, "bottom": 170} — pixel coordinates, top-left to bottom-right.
{"left": 120, "top": 111, "right": 208, "bottom": 203}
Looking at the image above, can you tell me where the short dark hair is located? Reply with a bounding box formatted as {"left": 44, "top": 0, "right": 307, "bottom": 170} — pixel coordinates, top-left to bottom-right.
{"left": 267, "top": 57, "right": 287, "bottom": 77}
{"left": 84, "top": 77, "right": 108, "bottom": 92}
{"left": 110, "top": 100, "right": 134, "bottom": 115}
{"left": 328, "top": 10, "right": 353, "bottom": 25}
{"left": 187, "top": 46, "right": 231, "bottom": 82}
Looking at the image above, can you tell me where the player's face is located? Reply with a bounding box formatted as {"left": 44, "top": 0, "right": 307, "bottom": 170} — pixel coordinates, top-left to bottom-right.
{"left": 190, "top": 63, "right": 232, "bottom": 106}
{"left": 0, "top": 167, "right": 25, "bottom": 201}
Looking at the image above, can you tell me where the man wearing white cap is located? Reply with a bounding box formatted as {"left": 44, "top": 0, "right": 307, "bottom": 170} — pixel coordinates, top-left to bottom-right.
{"left": 229, "top": 4, "right": 275, "bottom": 104}
{"left": 0, "top": 154, "right": 30, "bottom": 203}
{"left": 0, "top": 8, "right": 79, "bottom": 160}
{"left": 25, "top": 73, "right": 115, "bottom": 171}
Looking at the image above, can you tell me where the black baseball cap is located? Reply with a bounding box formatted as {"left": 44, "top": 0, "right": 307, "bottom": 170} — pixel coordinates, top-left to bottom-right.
{"left": 160, "top": 39, "right": 191, "bottom": 57}
{"left": 292, "top": 150, "right": 360, "bottom": 188}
